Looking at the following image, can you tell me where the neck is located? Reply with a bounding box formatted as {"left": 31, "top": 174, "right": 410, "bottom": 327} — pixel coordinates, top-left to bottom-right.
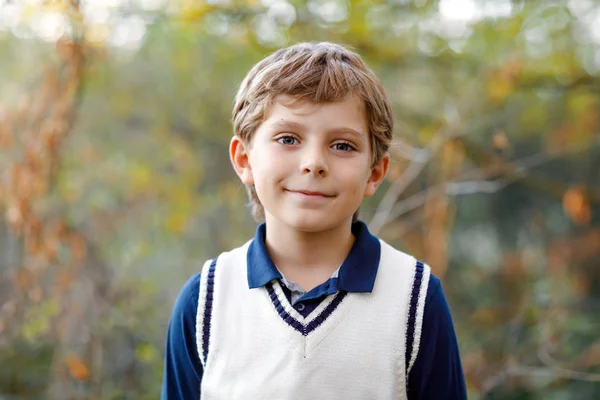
{"left": 263, "top": 216, "right": 355, "bottom": 290}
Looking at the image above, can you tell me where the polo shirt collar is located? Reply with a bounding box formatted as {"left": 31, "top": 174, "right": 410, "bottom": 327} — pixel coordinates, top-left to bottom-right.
{"left": 246, "top": 221, "right": 381, "bottom": 293}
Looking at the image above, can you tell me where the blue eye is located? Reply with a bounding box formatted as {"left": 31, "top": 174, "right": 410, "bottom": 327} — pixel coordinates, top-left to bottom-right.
{"left": 277, "top": 136, "right": 298, "bottom": 145}
{"left": 333, "top": 142, "right": 355, "bottom": 152}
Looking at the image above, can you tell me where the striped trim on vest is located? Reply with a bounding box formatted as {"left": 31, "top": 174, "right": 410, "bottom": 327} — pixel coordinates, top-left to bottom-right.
{"left": 405, "top": 260, "right": 431, "bottom": 376}
{"left": 197, "top": 258, "right": 217, "bottom": 367}
{"left": 265, "top": 282, "right": 348, "bottom": 336}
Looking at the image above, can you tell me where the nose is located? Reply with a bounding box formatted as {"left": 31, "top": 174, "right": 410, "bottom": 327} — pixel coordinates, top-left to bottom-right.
{"left": 300, "top": 145, "right": 328, "bottom": 177}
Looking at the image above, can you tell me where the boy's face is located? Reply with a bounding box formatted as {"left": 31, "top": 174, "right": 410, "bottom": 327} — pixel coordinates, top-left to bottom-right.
{"left": 231, "top": 94, "right": 389, "bottom": 233}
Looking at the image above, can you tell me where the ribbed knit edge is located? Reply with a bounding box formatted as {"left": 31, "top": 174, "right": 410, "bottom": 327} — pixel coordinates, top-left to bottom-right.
{"left": 407, "top": 261, "right": 430, "bottom": 375}
{"left": 399, "top": 258, "right": 417, "bottom": 397}
{"left": 266, "top": 281, "right": 348, "bottom": 336}
{"left": 195, "top": 258, "right": 217, "bottom": 369}
{"left": 405, "top": 260, "right": 423, "bottom": 374}
{"left": 202, "top": 259, "right": 218, "bottom": 364}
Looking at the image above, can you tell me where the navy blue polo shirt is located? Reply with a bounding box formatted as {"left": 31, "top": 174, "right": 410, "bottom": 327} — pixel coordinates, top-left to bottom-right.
{"left": 161, "top": 222, "right": 467, "bottom": 399}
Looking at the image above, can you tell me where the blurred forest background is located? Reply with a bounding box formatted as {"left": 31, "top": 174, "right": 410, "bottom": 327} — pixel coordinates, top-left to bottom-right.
{"left": 0, "top": 0, "right": 599, "bottom": 398}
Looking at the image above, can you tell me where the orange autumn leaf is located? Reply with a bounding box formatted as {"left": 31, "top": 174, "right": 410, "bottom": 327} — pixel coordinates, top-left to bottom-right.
{"left": 492, "top": 130, "right": 509, "bottom": 152}
{"left": 563, "top": 187, "right": 591, "bottom": 225}
{"left": 66, "top": 354, "right": 90, "bottom": 381}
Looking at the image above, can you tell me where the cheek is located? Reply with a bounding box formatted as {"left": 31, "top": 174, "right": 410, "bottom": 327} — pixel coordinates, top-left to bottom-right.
{"left": 248, "top": 148, "right": 268, "bottom": 175}
{"left": 250, "top": 152, "right": 289, "bottom": 184}
{"left": 340, "top": 165, "right": 371, "bottom": 189}
{"left": 262, "top": 151, "right": 293, "bottom": 174}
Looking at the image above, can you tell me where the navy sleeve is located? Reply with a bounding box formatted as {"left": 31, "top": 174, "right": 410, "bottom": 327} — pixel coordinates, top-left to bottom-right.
{"left": 407, "top": 274, "right": 467, "bottom": 400}
{"left": 161, "top": 273, "right": 203, "bottom": 400}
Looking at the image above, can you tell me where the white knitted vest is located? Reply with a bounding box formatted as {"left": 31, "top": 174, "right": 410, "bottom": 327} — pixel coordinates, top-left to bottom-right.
{"left": 195, "top": 239, "right": 430, "bottom": 400}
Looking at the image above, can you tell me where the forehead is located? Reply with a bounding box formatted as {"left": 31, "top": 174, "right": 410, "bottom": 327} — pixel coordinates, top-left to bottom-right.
{"left": 263, "top": 94, "right": 368, "bottom": 133}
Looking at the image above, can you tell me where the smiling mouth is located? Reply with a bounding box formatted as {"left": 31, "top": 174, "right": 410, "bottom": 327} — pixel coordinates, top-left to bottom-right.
{"left": 286, "top": 189, "right": 335, "bottom": 198}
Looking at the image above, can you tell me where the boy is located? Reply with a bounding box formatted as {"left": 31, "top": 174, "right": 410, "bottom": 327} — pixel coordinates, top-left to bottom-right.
{"left": 162, "top": 42, "right": 466, "bottom": 399}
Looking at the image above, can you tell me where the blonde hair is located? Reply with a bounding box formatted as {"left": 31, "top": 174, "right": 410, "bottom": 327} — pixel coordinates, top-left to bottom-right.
{"left": 232, "top": 42, "right": 393, "bottom": 221}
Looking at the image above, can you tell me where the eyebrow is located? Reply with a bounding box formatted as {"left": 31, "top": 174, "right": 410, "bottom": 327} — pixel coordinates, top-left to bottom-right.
{"left": 270, "top": 120, "right": 305, "bottom": 131}
{"left": 270, "top": 120, "right": 365, "bottom": 138}
{"left": 328, "top": 127, "right": 365, "bottom": 138}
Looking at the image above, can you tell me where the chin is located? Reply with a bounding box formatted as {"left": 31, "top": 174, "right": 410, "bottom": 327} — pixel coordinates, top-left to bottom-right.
{"left": 282, "top": 212, "right": 347, "bottom": 233}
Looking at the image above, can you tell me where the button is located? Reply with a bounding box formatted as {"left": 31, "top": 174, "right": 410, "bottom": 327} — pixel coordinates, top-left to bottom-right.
{"left": 296, "top": 303, "right": 305, "bottom": 312}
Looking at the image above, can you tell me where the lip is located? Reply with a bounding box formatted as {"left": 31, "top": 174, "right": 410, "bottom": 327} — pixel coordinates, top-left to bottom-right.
{"left": 286, "top": 189, "right": 335, "bottom": 198}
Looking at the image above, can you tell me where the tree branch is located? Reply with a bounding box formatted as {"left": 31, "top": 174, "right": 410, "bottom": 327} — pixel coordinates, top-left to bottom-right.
{"left": 368, "top": 129, "right": 459, "bottom": 235}
{"left": 381, "top": 138, "right": 599, "bottom": 224}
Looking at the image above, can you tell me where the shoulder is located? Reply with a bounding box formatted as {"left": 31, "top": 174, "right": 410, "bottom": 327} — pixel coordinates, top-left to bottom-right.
{"left": 423, "top": 274, "right": 453, "bottom": 324}
{"left": 425, "top": 274, "right": 442, "bottom": 304}
{"left": 171, "top": 272, "right": 202, "bottom": 321}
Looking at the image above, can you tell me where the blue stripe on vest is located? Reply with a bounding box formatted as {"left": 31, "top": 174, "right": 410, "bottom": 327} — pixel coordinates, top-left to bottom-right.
{"left": 202, "top": 258, "right": 218, "bottom": 364}
{"left": 405, "top": 260, "right": 424, "bottom": 374}
{"left": 266, "top": 282, "right": 347, "bottom": 336}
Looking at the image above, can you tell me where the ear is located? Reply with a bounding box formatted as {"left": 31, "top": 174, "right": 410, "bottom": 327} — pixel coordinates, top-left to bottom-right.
{"left": 364, "top": 152, "right": 389, "bottom": 197}
{"left": 230, "top": 135, "right": 254, "bottom": 185}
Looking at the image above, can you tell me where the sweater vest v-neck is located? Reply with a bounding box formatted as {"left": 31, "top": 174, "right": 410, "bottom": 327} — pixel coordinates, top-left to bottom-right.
{"left": 195, "top": 239, "right": 430, "bottom": 400}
